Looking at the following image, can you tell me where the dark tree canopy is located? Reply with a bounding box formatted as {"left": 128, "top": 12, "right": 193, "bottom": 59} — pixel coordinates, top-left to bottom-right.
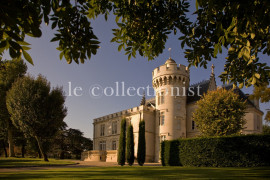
{"left": 0, "top": 0, "right": 269, "bottom": 87}
{"left": 0, "top": 59, "right": 27, "bottom": 157}
{"left": 252, "top": 84, "right": 270, "bottom": 103}
{"left": 52, "top": 127, "right": 93, "bottom": 159}
{"left": 183, "top": 0, "right": 270, "bottom": 88}
{"left": 0, "top": 59, "right": 27, "bottom": 123}
{"left": 6, "top": 75, "right": 67, "bottom": 161}
{"left": 0, "top": 0, "right": 99, "bottom": 64}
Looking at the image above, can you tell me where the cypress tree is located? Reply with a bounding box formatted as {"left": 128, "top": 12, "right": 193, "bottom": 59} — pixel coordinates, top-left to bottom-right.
{"left": 117, "top": 118, "right": 126, "bottom": 166}
{"left": 137, "top": 120, "right": 145, "bottom": 166}
{"left": 126, "top": 124, "right": 134, "bottom": 166}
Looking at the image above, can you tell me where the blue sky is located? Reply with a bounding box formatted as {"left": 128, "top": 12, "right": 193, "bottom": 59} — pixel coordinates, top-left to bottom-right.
{"left": 3, "top": 5, "right": 270, "bottom": 138}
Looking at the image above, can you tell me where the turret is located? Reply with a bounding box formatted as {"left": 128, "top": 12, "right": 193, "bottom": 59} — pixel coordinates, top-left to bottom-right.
{"left": 152, "top": 58, "right": 190, "bottom": 140}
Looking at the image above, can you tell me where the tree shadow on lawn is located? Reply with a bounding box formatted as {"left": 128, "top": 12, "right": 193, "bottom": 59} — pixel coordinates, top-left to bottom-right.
{"left": 0, "top": 159, "right": 39, "bottom": 166}
{"left": 0, "top": 166, "right": 270, "bottom": 179}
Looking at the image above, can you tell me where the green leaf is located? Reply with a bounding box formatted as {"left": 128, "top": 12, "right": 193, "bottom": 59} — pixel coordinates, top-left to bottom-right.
{"left": 9, "top": 47, "right": 17, "bottom": 58}
{"left": 238, "top": 83, "right": 244, "bottom": 89}
{"left": 0, "top": 41, "right": 7, "bottom": 48}
{"left": 247, "top": 59, "right": 253, "bottom": 65}
{"left": 181, "top": 40, "right": 185, "bottom": 49}
{"left": 251, "top": 77, "right": 256, "bottom": 85}
{"left": 196, "top": 0, "right": 199, "bottom": 10}
{"left": 51, "top": 37, "right": 59, "bottom": 42}
{"left": 32, "top": 28, "right": 42, "bottom": 37}
{"left": 115, "top": 16, "right": 120, "bottom": 23}
{"left": 213, "top": 44, "right": 219, "bottom": 57}
{"left": 9, "top": 41, "right": 21, "bottom": 50}
{"left": 22, "top": 50, "right": 34, "bottom": 65}
{"left": 250, "top": 33, "right": 255, "bottom": 39}
{"left": 22, "top": 46, "right": 31, "bottom": 50}
{"left": 118, "top": 44, "right": 124, "bottom": 51}
{"left": 17, "top": 41, "right": 31, "bottom": 46}
{"left": 59, "top": 51, "right": 64, "bottom": 60}
{"left": 238, "top": 49, "right": 244, "bottom": 59}
{"left": 255, "top": 73, "right": 260, "bottom": 79}
{"left": 52, "top": 21, "right": 57, "bottom": 29}
{"left": 128, "top": 53, "right": 131, "bottom": 60}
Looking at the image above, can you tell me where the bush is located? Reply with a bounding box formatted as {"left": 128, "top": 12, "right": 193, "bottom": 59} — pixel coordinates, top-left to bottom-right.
{"left": 263, "top": 125, "right": 270, "bottom": 134}
{"left": 193, "top": 88, "right": 247, "bottom": 136}
{"left": 161, "top": 134, "right": 270, "bottom": 167}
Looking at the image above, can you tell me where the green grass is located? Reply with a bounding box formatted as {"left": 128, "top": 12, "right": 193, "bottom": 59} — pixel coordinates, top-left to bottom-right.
{"left": 0, "top": 157, "right": 76, "bottom": 167}
{"left": 0, "top": 166, "right": 270, "bottom": 179}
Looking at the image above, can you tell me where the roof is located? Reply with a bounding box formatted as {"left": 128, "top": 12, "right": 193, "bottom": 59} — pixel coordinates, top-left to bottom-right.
{"left": 187, "top": 80, "right": 210, "bottom": 104}
{"left": 187, "top": 82, "right": 260, "bottom": 111}
{"left": 164, "top": 58, "right": 176, "bottom": 64}
{"left": 223, "top": 84, "right": 258, "bottom": 109}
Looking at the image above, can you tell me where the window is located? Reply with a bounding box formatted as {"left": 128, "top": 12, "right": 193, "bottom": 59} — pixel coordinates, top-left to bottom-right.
{"left": 112, "top": 141, "right": 117, "bottom": 150}
{"left": 161, "top": 135, "right": 166, "bottom": 142}
{"left": 177, "top": 103, "right": 181, "bottom": 110}
{"left": 160, "top": 112, "right": 165, "bottom": 126}
{"left": 160, "top": 92, "right": 165, "bottom": 104}
{"left": 158, "top": 91, "right": 165, "bottom": 105}
{"left": 112, "top": 121, "right": 117, "bottom": 134}
{"left": 100, "top": 124, "right": 105, "bottom": 136}
{"left": 192, "top": 120, "right": 195, "bottom": 130}
{"left": 99, "top": 141, "right": 106, "bottom": 150}
{"left": 177, "top": 119, "right": 181, "bottom": 130}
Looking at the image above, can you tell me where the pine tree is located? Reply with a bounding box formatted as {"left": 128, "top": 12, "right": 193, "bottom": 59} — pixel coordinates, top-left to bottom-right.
{"left": 137, "top": 120, "right": 145, "bottom": 166}
{"left": 126, "top": 124, "right": 134, "bottom": 166}
{"left": 140, "top": 92, "right": 146, "bottom": 106}
{"left": 117, "top": 118, "right": 126, "bottom": 166}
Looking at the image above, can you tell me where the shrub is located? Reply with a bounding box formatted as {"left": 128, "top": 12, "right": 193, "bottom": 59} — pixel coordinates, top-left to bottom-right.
{"left": 161, "top": 134, "right": 270, "bottom": 167}
{"left": 193, "top": 88, "right": 246, "bottom": 136}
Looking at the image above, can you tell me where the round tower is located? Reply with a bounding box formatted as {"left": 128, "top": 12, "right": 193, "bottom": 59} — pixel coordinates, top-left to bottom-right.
{"left": 152, "top": 58, "right": 190, "bottom": 140}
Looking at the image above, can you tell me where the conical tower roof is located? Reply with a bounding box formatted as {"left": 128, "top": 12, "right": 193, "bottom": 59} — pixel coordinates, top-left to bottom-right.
{"left": 164, "top": 57, "right": 176, "bottom": 64}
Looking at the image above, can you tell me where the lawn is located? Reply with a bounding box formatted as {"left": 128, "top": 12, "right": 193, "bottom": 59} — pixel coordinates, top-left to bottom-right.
{"left": 0, "top": 166, "right": 270, "bottom": 179}
{"left": 0, "top": 157, "right": 76, "bottom": 168}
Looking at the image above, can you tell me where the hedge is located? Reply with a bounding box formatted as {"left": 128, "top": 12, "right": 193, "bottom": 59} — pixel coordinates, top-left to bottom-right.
{"left": 161, "top": 134, "right": 270, "bottom": 167}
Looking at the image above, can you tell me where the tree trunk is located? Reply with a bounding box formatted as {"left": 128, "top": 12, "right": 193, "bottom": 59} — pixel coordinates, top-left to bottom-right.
{"left": 35, "top": 137, "right": 49, "bottom": 161}
{"left": 2, "top": 141, "right": 8, "bottom": 158}
{"left": 21, "top": 144, "right": 25, "bottom": 158}
{"left": 43, "top": 153, "right": 48, "bottom": 162}
{"left": 7, "top": 128, "right": 15, "bottom": 157}
{"left": 60, "top": 151, "right": 65, "bottom": 159}
{"left": 37, "top": 149, "right": 42, "bottom": 158}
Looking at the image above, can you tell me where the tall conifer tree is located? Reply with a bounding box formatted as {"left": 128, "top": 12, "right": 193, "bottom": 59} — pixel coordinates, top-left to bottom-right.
{"left": 137, "top": 120, "right": 145, "bottom": 166}
{"left": 126, "top": 124, "right": 134, "bottom": 166}
{"left": 117, "top": 118, "right": 126, "bottom": 166}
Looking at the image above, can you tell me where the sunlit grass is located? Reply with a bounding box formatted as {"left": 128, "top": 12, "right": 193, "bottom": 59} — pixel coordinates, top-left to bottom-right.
{"left": 0, "top": 166, "right": 270, "bottom": 179}
{"left": 0, "top": 157, "right": 76, "bottom": 167}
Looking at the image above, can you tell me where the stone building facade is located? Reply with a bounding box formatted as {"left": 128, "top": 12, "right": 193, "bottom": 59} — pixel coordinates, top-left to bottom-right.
{"left": 82, "top": 58, "right": 263, "bottom": 163}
